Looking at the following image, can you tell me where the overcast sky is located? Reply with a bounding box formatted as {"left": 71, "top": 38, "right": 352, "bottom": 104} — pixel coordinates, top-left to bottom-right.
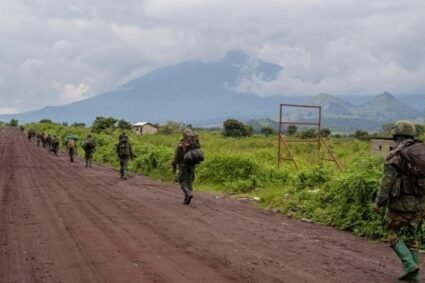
{"left": 0, "top": 0, "right": 424, "bottom": 114}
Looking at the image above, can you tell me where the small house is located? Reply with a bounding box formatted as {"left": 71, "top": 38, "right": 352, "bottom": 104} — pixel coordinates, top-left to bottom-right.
{"left": 133, "top": 122, "right": 158, "bottom": 135}
{"left": 370, "top": 138, "right": 396, "bottom": 156}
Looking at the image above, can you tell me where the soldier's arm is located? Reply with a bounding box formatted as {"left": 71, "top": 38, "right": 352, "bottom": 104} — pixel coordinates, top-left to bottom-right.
{"left": 171, "top": 144, "right": 181, "bottom": 172}
{"left": 129, "top": 144, "right": 136, "bottom": 159}
{"left": 376, "top": 163, "right": 399, "bottom": 208}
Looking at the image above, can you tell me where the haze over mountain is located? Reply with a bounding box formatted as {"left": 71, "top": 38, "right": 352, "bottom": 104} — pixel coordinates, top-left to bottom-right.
{"left": 0, "top": 51, "right": 423, "bottom": 132}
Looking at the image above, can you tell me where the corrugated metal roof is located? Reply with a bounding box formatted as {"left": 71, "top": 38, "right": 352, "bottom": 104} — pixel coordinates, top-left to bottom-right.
{"left": 133, "top": 122, "right": 149, "bottom": 126}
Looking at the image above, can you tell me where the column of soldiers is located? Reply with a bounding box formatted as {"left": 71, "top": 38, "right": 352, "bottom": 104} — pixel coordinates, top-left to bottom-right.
{"left": 22, "top": 126, "right": 203, "bottom": 207}
{"left": 23, "top": 129, "right": 97, "bottom": 165}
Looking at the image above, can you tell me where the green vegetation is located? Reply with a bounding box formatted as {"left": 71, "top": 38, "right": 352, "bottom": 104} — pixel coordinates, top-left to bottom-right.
{"left": 223, "top": 119, "right": 253, "bottom": 137}
{"left": 24, "top": 120, "right": 425, "bottom": 240}
{"left": 9, "top": 118, "right": 19, "bottom": 127}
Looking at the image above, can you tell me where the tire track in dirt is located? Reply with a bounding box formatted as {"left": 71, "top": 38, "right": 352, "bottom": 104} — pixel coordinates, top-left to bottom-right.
{"left": 0, "top": 128, "right": 416, "bottom": 282}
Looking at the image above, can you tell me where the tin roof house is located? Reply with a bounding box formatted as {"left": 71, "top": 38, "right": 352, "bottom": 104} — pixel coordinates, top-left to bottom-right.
{"left": 133, "top": 122, "right": 158, "bottom": 135}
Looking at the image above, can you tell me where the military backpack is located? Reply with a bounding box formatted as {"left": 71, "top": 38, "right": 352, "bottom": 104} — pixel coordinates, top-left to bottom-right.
{"left": 118, "top": 136, "right": 131, "bottom": 157}
{"left": 83, "top": 139, "right": 95, "bottom": 150}
{"left": 184, "top": 148, "right": 204, "bottom": 165}
{"left": 399, "top": 142, "right": 425, "bottom": 195}
{"left": 67, "top": 139, "right": 76, "bottom": 149}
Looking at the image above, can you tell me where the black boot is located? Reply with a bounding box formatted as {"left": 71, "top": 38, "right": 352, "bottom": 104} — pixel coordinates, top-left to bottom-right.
{"left": 185, "top": 195, "right": 193, "bottom": 205}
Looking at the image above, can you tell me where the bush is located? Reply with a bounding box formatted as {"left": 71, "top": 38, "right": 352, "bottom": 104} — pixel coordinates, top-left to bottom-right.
{"left": 223, "top": 119, "right": 252, "bottom": 137}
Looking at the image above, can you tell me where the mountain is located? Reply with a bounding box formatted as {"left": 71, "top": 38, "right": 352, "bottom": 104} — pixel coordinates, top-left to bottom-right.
{"left": 356, "top": 92, "right": 422, "bottom": 121}
{"left": 305, "top": 93, "right": 355, "bottom": 117}
{"left": 254, "top": 92, "right": 424, "bottom": 132}
{"left": 0, "top": 51, "right": 423, "bottom": 132}
{"left": 0, "top": 51, "right": 288, "bottom": 125}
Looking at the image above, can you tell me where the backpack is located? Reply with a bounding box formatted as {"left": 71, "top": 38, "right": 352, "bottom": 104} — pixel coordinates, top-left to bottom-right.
{"left": 84, "top": 139, "right": 95, "bottom": 150}
{"left": 67, "top": 139, "right": 76, "bottom": 149}
{"left": 51, "top": 137, "right": 59, "bottom": 146}
{"left": 399, "top": 142, "right": 425, "bottom": 195}
{"left": 184, "top": 148, "right": 204, "bottom": 165}
{"left": 118, "top": 137, "right": 130, "bottom": 157}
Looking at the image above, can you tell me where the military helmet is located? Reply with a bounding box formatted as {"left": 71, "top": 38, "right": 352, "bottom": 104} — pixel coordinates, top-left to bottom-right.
{"left": 390, "top": 120, "right": 417, "bottom": 137}
{"left": 183, "top": 128, "right": 193, "bottom": 139}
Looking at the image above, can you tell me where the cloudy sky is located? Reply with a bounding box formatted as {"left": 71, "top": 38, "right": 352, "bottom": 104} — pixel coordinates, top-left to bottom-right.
{"left": 0, "top": 0, "right": 424, "bottom": 114}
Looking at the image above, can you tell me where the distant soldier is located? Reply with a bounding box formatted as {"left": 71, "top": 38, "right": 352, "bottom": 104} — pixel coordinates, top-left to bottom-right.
{"left": 50, "top": 135, "right": 60, "bottom": 156}
{"left": 43, "top": 133, "right": 52, "bottom": 150}
{"left": 19, "top": 125, "right": 24, "bottom": 133}
{"left": 83, "top": 134, "right": 96, "bottom": 168}
{"left": 27, "top": 129, "right": 36, "bottom": 141}
{"left": 172, "top": 128, "right": 203, "bottom": 205}
{"left": 116, "top": 132, "right": 135, "bottom": 180}
{"left": 375, "top": 120, "right": 425, "bottom": 283}
{"left": 66, "top": 138, "right": 77, "bottom": 162}
{"left": 36, "top": 133, "right": 43, "bottom": 147}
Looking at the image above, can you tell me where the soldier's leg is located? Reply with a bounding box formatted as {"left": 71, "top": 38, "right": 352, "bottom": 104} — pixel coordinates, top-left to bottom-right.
{"left": 179, "top": 167, "right": 191, "bottom": 204}
{"left": 387, "top": 211, "right": 419, "bottom": 281}
{"left": 123, "top": 158, "right": 129, "bottom": 179}
{"left": 407, "top": 215, "right": 423, "bottom": 283}
{"left": 186, "top": 166, "right": 195, "bottom": 204}
{"left": 119, "top": 159, "right": 124, "bottom": 177}
{"left": 69, "top": 148, "right": 74, "bottom": 162}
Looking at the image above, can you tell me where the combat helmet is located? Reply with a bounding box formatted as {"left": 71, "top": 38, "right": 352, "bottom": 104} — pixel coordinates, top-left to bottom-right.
{"left": 183, "top": 128, "right": 193, "bottom": 140}
{"left": 391, "top": 120, "right": 417, "bottom": 137}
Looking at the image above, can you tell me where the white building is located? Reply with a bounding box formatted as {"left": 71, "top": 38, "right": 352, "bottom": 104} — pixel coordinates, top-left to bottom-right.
{"left": 133, "top": 122, "right": 158, "bottom": 135}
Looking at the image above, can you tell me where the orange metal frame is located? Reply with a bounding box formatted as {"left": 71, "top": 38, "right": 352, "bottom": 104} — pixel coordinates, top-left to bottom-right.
{"left": 277, "top": 104, "right": 342, "bottom": 171}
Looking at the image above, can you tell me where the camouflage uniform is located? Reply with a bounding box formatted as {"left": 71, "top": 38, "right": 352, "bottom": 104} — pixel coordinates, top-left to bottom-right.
{"left": 116, "top": 133, "right": 134, "bottom": 179}
{"left": 376, "top": 141, "right": 425, "bottom": 249}
{"left": 67, "top": 139, "right": 77, "bottom": 162}
{"left": 83, "top": 135, "right": 96, "bottom": 168}
{"left": 375, "top": 120, "right": 424, "bottom": 282}
{"left": 172, "top": 128, "right": 200, "bottom": 205}
{"left": 50, "top": 136, "right": 59, "bottom": 156}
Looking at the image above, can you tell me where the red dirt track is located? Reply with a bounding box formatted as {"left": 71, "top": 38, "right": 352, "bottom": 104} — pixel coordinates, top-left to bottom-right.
{"left": 0, "top": 128, "right": 419, "bottom": 282}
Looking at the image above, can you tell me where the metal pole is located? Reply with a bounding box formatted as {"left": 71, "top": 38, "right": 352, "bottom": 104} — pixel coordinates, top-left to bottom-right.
{"left": 278, "top": 104, "right": 283, "bottom": 167}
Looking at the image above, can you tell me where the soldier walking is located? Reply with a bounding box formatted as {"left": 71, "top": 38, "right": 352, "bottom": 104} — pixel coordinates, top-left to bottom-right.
{"left": 172, "top": 128, "right": 203, "bottom": 205}
{"left": 116, "top": 132, "right": 135, "bottom": 180}
{"left": 36, "top": 133, "right": 43, "bottom": 147}
{"left": 83, "top": 134, "right": 96, "bottom": 168}
{"left": 375, "top": 120, "right": 425, "bottom": 283}
{"left": 66, "top": 138, "right": 77, "bottom": 162}
{"left": 50, "top": 135, "right": 60, "bottom": 156}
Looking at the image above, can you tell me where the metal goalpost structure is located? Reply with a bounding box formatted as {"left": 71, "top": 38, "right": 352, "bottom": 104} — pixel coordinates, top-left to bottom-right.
{"left": 277, "top": 103, "right": 342, "bottom": 171}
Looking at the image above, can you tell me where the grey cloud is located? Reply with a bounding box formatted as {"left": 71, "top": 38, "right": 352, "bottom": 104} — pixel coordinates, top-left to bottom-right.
{"left": 0, "top": 0, "right": 424, "bottom": 114}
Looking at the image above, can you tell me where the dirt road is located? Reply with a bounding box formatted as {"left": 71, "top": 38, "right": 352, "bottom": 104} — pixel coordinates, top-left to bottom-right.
{"left": 0, "top": 128, "right": 417, "bottom": 282}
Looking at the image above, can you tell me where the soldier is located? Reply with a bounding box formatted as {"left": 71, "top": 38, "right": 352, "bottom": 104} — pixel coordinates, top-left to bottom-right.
{"left": 27, "top": 129, "right": 36, "bottom": 141}
{"left": 50, "top": 135, "right": 60, "bottom": 156}
{"left": 66, "top": 138, "right": 77, "bottom": 162}
{"left": 82, "top": 134, "right": 96, "bottom": 168}
{"left": 375, "top": 120, "right": 425, "bottom": 283}
{"left": 116, "top": 132, "right": 135, "bottom": 180}
{"left": 45, "top": 134, "right": 52, "bottom": 150}
{"left": 172, "top": 128, "right": 203, "bottom": 205}
{"left": 36, "top": 133, "right": 43, "bottom": 147}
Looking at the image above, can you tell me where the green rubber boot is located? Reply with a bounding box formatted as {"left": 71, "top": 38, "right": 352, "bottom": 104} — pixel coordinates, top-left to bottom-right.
{"left": 392, "top": 240, "right": 419, "bottom": 281}
{"left": 409, "top": 250, "right": 420, "bottom": 283}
